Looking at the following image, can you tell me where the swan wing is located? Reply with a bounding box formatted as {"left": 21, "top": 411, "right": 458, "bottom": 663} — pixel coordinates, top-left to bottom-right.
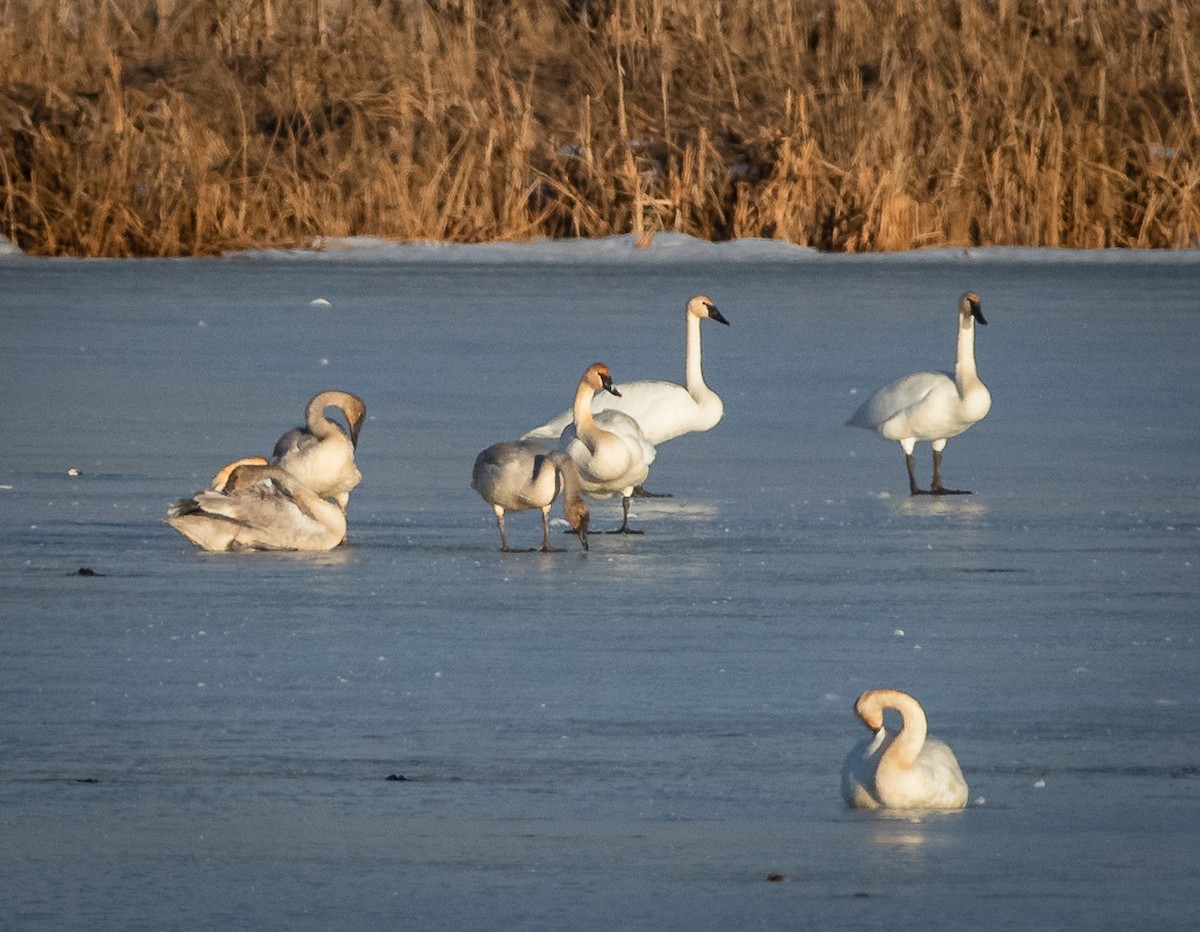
{"left": 472, "top": 440, "right": 558, "bottom": 511}
{"left": 910, "top": 737, "right": 970, "bottom": 809}
{"left": 168, "top": 480, "right": 343, "bottom": 551}
{"left": 271, "top": 426, "right": 310, "bottom": 459}
{"left": 841, "top": 730, "right": 888, "bottom": 809}
{"left": 523, "top": 379, "right": 717, "bottom": 446}
{"left": 846, "top": 371, "right": 961, "bottom": 440}
{"left": 594, "top": 410, "right": 658, "bottom": 467}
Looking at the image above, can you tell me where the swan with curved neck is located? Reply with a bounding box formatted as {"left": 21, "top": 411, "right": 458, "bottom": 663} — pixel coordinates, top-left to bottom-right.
{"left": 271, "top": 390, "right": 366, "bottom": 508}
{"left": 167, "top": 462, "right": 347, "bottom": 552}
{"left": 846, "top": 292, "right": 990, "bottom": 495}
{"left": 523, "top": 295, "right": 729, "bottom": 445}
{"left": 565, "top": 363, "right": 656, "bottom": 533}
{"left": 840, "top": 688, "right": 969, "bottom": 811}
{"left": 472, "top": 441, "right": 589, "bottom": 552}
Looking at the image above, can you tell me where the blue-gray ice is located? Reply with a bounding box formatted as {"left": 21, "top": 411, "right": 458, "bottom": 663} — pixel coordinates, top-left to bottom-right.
{"left": 1, "top": 236, "right": 1197, "bottom": 930}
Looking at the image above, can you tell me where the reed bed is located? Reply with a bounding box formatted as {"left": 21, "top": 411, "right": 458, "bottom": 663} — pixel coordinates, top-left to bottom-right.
{"left": 0, "top": 0, "right": 1196, "bottom": 256}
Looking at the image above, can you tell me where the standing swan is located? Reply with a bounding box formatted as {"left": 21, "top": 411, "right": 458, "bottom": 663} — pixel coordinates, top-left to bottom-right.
{"left": 271, "top": 390, "right": 367, "bottom": 509}
{"left": 846, "top": 292, "right": 990, "bottom": 495}
{"left": 523, "top": 295, "right": 730, "bottom": 445}
{"left": 166, "top": 462, "right": 347, "bottom": 552}
{"left": 565, "top": 363, "right": 656, "bottom": 534}
{"left": 472, "top": 441, "right": 590, "bottom": 552}
{"left": 840, "top": 688, "right": 969, "bottom": 811}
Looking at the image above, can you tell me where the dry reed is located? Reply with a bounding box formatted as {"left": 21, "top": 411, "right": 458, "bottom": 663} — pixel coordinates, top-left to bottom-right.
{"left": 0, "top": 0, "right": 1196, "bottom": 256}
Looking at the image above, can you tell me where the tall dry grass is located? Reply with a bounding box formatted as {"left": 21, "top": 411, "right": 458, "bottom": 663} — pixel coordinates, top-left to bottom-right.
{"left": 0, "top": 0, "right": 1196, "bottom": 256}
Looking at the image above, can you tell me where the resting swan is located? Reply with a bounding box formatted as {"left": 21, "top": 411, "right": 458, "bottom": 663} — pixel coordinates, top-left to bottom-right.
{"left": 472, "top": 440, "right": 589, "bottom": 552}
{"left": 271, "top": 390, "right": 366, "bottom": 509}
{"left": 523, "top": 295, "right": 729, "bottom": 445}
{"left": 846, "top": 291, "right": 990, "bottom": 495}
{"left": 167, "top": 462, "right": 347, "bottom": 552}
{"left": 841, "top": 688, "right": 969, "bottom": 811}
{"left": 564, "top": 363, "right": 656, "bottom": 534}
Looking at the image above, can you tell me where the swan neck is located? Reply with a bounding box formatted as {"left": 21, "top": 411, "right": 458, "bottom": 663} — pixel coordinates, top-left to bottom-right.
{"left": 685, "top": 310, "right": 707, "bottom": 397}
{"left": 572, "top": 379, "right": 599, "bottom": 443}
{"left": 955, "top": 317, "right": 980, "bottom": 392}
{"left": 554, "top": 453, "right": 585, "bottom": 504}
{"left": 305, "top": 395, "right": 337, "bottom": 437}
{"left": 880, "top": 692, "right": 928, "bottom": 770}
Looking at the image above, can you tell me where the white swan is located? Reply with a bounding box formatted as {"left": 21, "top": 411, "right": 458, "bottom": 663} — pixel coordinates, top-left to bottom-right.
{"left": 564, "top": 363, "right": 656, "bottom": 534}
{"left": 840, "top": 688, "right": 969, "bottom": 811}
{"left": 846, "top": 291, "right": 990, "bottom": 495}
{"left": 472, "top": 440, "right": 589, "bottom": 552}
{"left": 271, "top": 390, "right": 366, "bottom": 509}
{"left": 523, "top": 294, "right": 730, "bottom": 445}
{"left": 166, "top": 462, "right": 347, "bottom": 552}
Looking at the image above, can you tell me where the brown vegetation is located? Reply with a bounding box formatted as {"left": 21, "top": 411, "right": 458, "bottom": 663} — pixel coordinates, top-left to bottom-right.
{"left": 1, "top": 0, "right": 1197, "bottom": 256}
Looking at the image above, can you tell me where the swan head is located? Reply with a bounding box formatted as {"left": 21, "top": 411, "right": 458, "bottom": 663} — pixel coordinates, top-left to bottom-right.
{"left": 687, "top": 294, "right": 729, "bottom": 326}
{"left": 210, "top": 456, "right": 269, "bottom": 491}
{"left": 583, "top": 363, "right": 621, "bottom": 397}
{"left": 336, "top": 392, "right": 368, "bottom": 448}
{"left": 959, "top": 291, "right": 986, "bottom": 326}
{"left": 308, "top": 390, "right": 367, "bottom": 448}
{"left": 853, "top": 690, "right": 886, "bottom": 732}
{"left": 563, "top": 496, "right": 590, "bottom": 551}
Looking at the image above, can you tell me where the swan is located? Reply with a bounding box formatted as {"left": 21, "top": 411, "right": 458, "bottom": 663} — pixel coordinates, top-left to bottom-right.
{"left": 209, "top": 455, "right": 269, "bottom": 491}
{"left": 166, "top": 462, "right": 347, "bottom": 552}
{"left": 523, "top": 294, "right": 730, "bottom": 446}
{"left": 271, "top": 390, "right": 366, "bottom": 509}
{"left": 840, "top": 688, "right": 969, "bottom": 811}
{"left": 564, "top": 363, "right": 656, "bottom": 534}
{"left": 846, "top": 291, "right": 990, "bottom": 495}
{"left": 471, "top": 440, "right": 590, "bottom": 552}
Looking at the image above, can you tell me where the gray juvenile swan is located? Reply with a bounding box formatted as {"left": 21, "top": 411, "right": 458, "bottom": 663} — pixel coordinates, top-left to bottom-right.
{"left": 271, "top": 390, "right": 367, "bottom": 509}
{"left": 846, "top": 292, "right": 990, "bottom": 495}
{"left": 167, "top": 462, "right": 346, "bottom": 552}
{"left": 472, "top": 440, "right": 589, "bottom": 552}
{"left": 841, "top": 688, "right": 969, "bottom": 811}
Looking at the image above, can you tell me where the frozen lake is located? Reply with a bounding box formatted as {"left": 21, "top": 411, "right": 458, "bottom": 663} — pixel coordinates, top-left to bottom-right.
{"left": 1, "top": 237, "right": 1198, "bottom": 930}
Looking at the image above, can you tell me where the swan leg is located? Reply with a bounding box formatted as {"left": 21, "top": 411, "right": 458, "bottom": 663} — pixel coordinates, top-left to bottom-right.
{"left": 494, "top": 506, "right": 513, "bottom": 552}
{"left": 930, "top": 448, "right": 970, "bottom": 495}
{"left": 632, "top": 484, "right": 673, "bottom": 498}
{"left": 905, "top": 452, "right": 927, "bottom": 496}
{"left": 605, "top": 495, "right": 645, "bottom": 534}
{"left": 537, "top": 505, "right": 558, "bottom": 552}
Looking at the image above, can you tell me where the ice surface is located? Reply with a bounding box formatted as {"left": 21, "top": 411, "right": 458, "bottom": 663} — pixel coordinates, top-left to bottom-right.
{"left": 1, "top": 238, "right": 1197, "bottom": 930}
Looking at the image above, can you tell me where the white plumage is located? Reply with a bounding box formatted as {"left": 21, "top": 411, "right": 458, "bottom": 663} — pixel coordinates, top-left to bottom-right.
{"left": 523, "top": 294, "right": 729, "bottom": 445}
{"left": 271, "top": 390, "right": 366, "bottom": 509}
{"left": 563, "top": 363, "right": 656, "bottom": 534}
{"left": 841, "top": 688, "right": 969, "bottom": 811}
{"left": 847, "top": 291, "right": 990, "bottom": 495}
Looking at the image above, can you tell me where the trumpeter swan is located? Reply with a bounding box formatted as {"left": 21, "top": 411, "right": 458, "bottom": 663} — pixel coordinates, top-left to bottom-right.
{"left": 523, "top": 294, "right": 729, "bottom": 446}
{"left": 564, "top": 363, "right": 656, "bottom": 534}
{"left": 472, "top": 440, "right": 590, "bottom": 552}
{"left": 271, "top": 390, "right": 366, "bottom": 509}
{"left": 166, "top": 462, "right": 347, "bottom": 552}
{"left": 846, "top": 291, "right": 990, "bottom": 495}
{"left": 840, "top": 688, "right": 969, "bottom": 811}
